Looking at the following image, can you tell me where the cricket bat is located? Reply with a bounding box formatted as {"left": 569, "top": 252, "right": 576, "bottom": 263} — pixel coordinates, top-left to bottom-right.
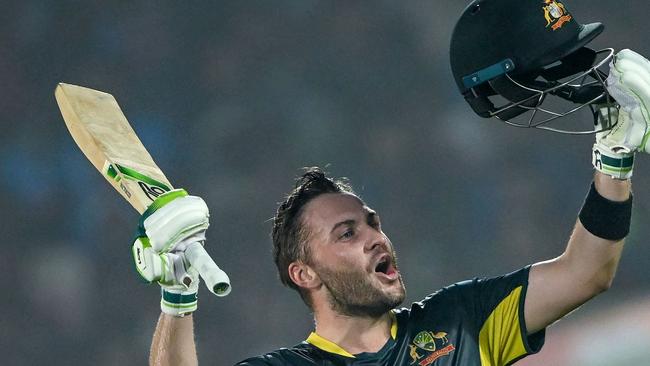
{"left": 55, "top": 83, "right": 231, "bottom": 297}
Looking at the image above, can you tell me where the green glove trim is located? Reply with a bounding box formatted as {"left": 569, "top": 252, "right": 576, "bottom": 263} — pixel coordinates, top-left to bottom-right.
{"left": 599, "top": 154, "right": 634, "bottom": 169}
{"left": 132, "top": 189, "right": 189, "bottom": 281}
{"left": 593, "top": 146, "right": 635, "bottom": 179}
{"left": 135, "top": 189, "right": 189, "bottom": 238}
{"left": 142, "top": 189, "right": 189, "bottom": 221}
{"left": 158, "top": 255, "right": 171, "bottom": 284}
{"left": 162, "top": 290, "right": 198, "bottom": 304}
{"left": 161, "top": 289, "right": 198, "bottom": 314}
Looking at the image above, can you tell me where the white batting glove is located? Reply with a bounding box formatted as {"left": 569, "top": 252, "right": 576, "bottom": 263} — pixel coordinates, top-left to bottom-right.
{"left": 592, "top": 104, "right": 635, "bottom": 179}
{"left": 131, "top": 189, "right": 210, "bottom": 316}
{"left": 594, "top": 49, "right": 650, "bottom": 178}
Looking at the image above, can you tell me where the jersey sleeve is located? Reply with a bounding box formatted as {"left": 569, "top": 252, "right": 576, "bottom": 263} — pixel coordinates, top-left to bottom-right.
{"left": 234, "top": 354, "right": 289, "bottom": 366}
{"left": 234, "top": 360, "right": 268, "bottom": 366}
{"left": 452, "top": 265, "right": 545, "bottom": 366}
{"left": 234, "top": 356, "right": 279, "bottom": 366}
{"left": 233, "top": 343, "right": 321, "bottom": 365}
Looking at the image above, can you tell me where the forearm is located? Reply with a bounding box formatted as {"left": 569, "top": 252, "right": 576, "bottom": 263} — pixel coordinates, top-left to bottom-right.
{"left": 526, "top": 172, "right": 629, "bottom": 333}
{"left": 564, "top": 171, "right": 629, "bottom": 289}
{"left": 593, "top": 170, "right": 631, "bottom": 201}
{"left": 150, "top": 313, "right": 198, "bottom": 366}
{"left": 575, "top": 171, "right": 629, "bottom": 285}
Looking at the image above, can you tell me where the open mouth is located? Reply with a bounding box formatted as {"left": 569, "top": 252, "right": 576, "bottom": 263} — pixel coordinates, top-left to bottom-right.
{"left": 374, "top": 255, "right": 396, "bottom": 277}
{"left": 375, "top": 258, "right": 390, "bottom": 274}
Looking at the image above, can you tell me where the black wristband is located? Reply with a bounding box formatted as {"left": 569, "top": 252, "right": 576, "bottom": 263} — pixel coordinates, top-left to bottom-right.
{"left": 578, "top": 182, "right": 632, "bottom": 241}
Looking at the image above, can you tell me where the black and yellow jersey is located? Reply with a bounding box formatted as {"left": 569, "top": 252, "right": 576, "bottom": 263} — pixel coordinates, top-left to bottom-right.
{"left": 236, "top": 266, "right": 545, "bottom": 366}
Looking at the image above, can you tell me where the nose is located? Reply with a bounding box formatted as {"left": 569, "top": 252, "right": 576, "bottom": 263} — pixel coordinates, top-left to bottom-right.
{"left": 365, "top": 228, "right": 388, "bottom": 252}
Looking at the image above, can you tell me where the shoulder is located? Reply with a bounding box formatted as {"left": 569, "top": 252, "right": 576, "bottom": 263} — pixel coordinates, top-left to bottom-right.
{"left": 395, "top": 266, "right": 532, "bottom": 319}
{"left": 234, "top": 342, "right": 321, "bottom": 366}
{"left": 435, "top": 265, "right": 532, "bottom": 303}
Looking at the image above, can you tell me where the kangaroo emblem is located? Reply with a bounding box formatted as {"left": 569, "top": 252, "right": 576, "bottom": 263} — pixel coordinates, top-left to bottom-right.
{"left": 543, "top": 0, "right": 566, "bottom": 27}
{"left": 409, "top": 345, "right": 423, "bottom": 364}
{"left": 431, "top": 331, "right": 448, "bottom": 344}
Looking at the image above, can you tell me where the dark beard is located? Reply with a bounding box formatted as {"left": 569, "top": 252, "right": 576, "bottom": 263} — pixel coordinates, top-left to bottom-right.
{"left": 315, "top": 261, "right": 406, "bottom": 318}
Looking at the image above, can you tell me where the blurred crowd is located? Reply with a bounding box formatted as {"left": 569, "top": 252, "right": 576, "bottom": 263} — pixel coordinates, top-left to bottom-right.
{"left": 1, "top": 1, "right": 649, "bottom": 365}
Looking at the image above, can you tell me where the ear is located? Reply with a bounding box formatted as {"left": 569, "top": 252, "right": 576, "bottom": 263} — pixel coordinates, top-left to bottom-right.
{"left": 288, "top": 261, "right": 320, "bottom": 290}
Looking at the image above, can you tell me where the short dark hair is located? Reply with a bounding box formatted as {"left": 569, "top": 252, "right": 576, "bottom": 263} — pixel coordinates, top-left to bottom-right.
{"left": 272, "top": 167, "right": 354, "bottom": 307}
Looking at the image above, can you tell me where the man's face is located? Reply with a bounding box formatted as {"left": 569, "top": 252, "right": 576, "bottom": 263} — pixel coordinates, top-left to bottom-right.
{"left": 300, "top": 193, "right": 406, "bottom": 317}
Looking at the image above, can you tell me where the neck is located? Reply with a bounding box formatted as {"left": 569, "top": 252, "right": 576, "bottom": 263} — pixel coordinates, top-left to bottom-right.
{"left": 312, "top": 307, "right": 393, "bottom": 355}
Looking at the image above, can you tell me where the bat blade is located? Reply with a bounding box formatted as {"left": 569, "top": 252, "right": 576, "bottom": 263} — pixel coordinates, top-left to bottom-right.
{"left": 55, "top": 83, "right": 231, "bottom": 296}
{"left": 55, "top": 83, "right": 171, "bottom": 213}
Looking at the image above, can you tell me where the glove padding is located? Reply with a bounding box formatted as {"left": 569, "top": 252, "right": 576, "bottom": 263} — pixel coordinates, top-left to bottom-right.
{"left": 592, "top": 104, "right": 635, "bottom": 179}
{"left": 142, "top": 191, "right": 209, "bottom": 253}
{"left": 131, "top": 189, "right": 210, "bottom": 316}
{"left": 594, "top": 49, "right": 650, "bottom": 179}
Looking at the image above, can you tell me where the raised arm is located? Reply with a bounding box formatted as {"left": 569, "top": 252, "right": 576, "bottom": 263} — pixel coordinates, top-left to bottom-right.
{"left": 129, "top": 190, "right": 222, "bottom": 365}
{"left": 524, "top": 48, "right": 650, "bottom": 334}
{"left": 150, "top": 314, "right": 198, "bottom": 366}
{"left": 525, "top": 172, "right": 629, "bottom": 333}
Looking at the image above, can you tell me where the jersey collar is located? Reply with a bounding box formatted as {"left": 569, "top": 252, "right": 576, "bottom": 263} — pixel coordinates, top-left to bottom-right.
{"left": 305, "top": 311, "right": 398, "bottom": 358}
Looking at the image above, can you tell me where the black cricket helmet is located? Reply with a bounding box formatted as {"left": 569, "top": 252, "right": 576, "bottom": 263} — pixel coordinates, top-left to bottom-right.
{"left": 450, "top": 0, "right": 614, "bottom": 134}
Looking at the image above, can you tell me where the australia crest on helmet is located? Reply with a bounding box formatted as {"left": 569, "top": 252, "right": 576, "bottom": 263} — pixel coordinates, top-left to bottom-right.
{"left": 543, "top": 0, "right": 572, "bottom": 30}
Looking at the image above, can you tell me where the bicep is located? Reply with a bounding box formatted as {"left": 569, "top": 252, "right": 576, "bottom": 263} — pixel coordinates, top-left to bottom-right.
{"left": 525, "top": 258, "right": 589, "bottom": 334}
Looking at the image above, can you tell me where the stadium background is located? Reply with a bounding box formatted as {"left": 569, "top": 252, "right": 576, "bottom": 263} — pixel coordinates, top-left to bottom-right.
{"left": 1, "top": 1, "right": 649, "bottom": 365}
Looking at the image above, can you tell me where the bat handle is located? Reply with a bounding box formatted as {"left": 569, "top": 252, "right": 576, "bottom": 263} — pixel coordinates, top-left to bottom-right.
{"left": 185, "top": 242, "right": 231, "bottom": 297}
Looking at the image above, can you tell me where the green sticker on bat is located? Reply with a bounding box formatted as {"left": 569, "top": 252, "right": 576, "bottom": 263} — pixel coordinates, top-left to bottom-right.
{"left": 103, "top": 162, "right": 171, "bottom": 201}
{"left": 105, "top": 164, "right": 122, "bottom": 182}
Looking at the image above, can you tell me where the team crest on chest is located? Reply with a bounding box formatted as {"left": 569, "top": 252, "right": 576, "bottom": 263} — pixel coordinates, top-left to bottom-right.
{"left": 409, "top": 330, "right": 455, "bottom": 366}
{"left": 542, "top": 0, "right": 572, "bottom": 30}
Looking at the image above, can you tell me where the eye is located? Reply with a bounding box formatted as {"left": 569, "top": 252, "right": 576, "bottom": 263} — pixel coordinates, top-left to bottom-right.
{"left": 367, "top": 212, "right": 381, "bottom": 229}
{"left": 369, "top": 218, "right": 381, "bottom": 229}
{"left": 340, "top": 229, "right": 355, "bottom": 240}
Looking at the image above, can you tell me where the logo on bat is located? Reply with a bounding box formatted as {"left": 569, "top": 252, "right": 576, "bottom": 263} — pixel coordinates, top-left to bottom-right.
{"left": 105, "top": 163, "right": 170, "bottom": 201}
{"left": 137, "top": 181, "right": 167, "bottom": 201}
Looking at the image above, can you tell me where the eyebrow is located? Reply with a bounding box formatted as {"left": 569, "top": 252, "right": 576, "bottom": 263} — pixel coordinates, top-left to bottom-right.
{"left": 329, "top": 210, "right": 380, "bottom": 235}
{"left": 367, "top": 210, "right": 378, "bottom": 221}
{"left": 330, "top": 219, "right": 356, "bottom": 234}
